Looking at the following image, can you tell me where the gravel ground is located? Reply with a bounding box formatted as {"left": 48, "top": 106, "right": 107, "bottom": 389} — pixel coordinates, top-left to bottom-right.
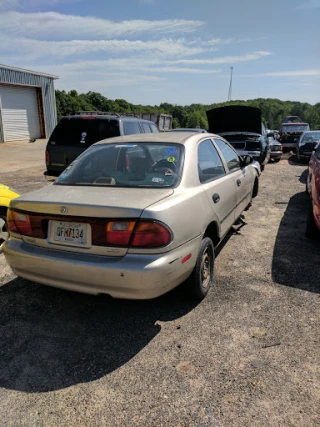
{"left": 0, "top": 156, "right": 319, "bottom": 427}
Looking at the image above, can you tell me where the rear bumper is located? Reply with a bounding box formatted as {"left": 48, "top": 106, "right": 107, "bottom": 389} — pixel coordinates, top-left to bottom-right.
{"left": 3, "top": 237, "right": 201, "bottom": 299}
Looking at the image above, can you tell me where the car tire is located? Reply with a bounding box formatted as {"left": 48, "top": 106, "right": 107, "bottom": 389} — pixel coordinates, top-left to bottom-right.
{"left": 306, "top": 200, "right": 319, "bottom": 239}
{"left": 274, "top": 158, "right": 281, "bottom": 163}
{"left": 260, "top": 165, "right": 265, "bottom": 172}
{"left": 0, "top": 210, "right": 8, "bottom": 245}
{"left": 187, "top": 237, "right": 215, "bottom": 300}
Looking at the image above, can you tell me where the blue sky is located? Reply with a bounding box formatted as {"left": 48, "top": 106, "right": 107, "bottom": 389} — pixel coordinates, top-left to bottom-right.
{"left": 0, "top": 0, "right": 319, "bottom": 105}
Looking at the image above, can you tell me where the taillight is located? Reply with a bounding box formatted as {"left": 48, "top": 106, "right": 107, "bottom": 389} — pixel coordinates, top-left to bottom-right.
{"left": 45, "top": 150, "right": 50, "bottom": 166}
{"left": 106, "top": 221, "right": 135, "bottom": 246}
{"left": 131, "top": 221, "right": 172, "bottom": 248}
{"left": 7, "top": 209, "right": 46, "bottom": 238}
{"left": 7, "top": 209, "right": 19, "bottom": 233}
{"left": 92, "top": 220, "right": 172, "bottom": 248}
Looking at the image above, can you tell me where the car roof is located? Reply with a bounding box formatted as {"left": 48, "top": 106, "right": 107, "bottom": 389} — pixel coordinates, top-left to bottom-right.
{"left": 62, "top": 115, "right": 155, "bottom": 123}
{"left": 94, "top": 131, "right": 219, "bottom": 146}
{"left": 303, "top": 130, "right": 320, "bottom": 133}
{"left": 170, "top": 128, "right": 207, "bottom": 132}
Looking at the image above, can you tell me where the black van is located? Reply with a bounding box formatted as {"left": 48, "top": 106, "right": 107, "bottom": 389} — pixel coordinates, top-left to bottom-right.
{"left": 45, "top": 113, "right": 159, "bottom": 177}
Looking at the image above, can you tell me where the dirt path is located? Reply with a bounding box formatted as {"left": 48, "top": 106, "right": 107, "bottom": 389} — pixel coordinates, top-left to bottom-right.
{"left": 0, "top": 157, "right": 319, "bottom": 426}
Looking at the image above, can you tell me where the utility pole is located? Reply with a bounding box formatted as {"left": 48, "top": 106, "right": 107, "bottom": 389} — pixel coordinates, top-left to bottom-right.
{"left": 228, "top": 67, "right": 233, "bottom": 102}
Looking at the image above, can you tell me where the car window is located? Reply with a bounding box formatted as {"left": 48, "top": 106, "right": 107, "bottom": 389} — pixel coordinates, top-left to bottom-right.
{"left": 150, "top": 124, "right": 159, "bottom": 133}
{"left": 198, "top": 139, "right": 226, "bottom": 183}
{"left": 281, "top": 125, "right": 309, "bottom": 132}
{"left": 141, "top": 123, "right": 152, "bottom": 133}
{"left": 49, "top": 118, "right": 121, "bottom": 147}
{"left": 214, "top": 139, "right": 240, "bottom": 172}
{"left": 124, "top": 121, "right": 141, "bottom": 135}
{"left": 55, "top": 143, "right": 183, "bottom": 188}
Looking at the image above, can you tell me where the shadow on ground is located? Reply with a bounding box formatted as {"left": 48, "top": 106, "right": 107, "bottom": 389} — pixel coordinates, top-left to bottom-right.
{"left": 0, "top": 279, "right": 197, "bottom": 393}
{"left": 272, "top": 191, "right": 320, "bottom": 293}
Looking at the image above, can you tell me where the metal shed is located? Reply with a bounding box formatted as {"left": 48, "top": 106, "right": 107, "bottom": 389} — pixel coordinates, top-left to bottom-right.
{"left": 0, "top": 64, "right": 58, "bottom": 142}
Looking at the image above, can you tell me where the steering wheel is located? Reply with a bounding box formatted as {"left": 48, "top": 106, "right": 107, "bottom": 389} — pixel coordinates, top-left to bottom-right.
{"left": 151, "top": 159, "right": 176, "bottom": 173}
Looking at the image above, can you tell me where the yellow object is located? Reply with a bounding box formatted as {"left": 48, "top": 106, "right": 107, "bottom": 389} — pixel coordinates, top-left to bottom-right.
{"left": 0, "top": 184, "right": 20, "bottom": 209}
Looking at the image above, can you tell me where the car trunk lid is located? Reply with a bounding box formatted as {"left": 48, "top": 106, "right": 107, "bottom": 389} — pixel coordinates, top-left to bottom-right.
{"left": 10, "top": 186, "right": 173, "bottom": 255}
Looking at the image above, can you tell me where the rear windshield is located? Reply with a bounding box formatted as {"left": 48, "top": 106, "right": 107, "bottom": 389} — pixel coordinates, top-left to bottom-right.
{"left": 49, "top": 118, "right": 121, "bottom": 147}
{"left": 55, "top": 143, "right": 183, "bottom": 188}
{"left": 281, "top": 125, "right": 309, "bottom": 132}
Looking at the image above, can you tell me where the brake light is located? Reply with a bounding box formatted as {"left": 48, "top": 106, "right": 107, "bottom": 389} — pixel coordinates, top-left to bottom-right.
{"left": 45, "top": 150, "right": 50, "bottom": 166}
{"left": 7, "top": 209, "right": 19, "bottom": 233}
{"left": 131, "top": 221, "right": 172, "bottom": 248}
{"left": 81, "top": 116, "right": 96, "bottom": 120}
{"left": 106, "top": 221, "right": 135, "bottom": 246}
{"left": 7, "top": 209, "right": 46, "bottom": 238}
{"left": 92, "top": 220, "right": 172, "bottom": 248}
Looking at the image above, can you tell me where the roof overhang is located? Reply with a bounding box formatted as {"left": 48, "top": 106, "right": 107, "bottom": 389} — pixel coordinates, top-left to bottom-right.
{"left": 0, "top": 64, "right": 59, "bottom": 79}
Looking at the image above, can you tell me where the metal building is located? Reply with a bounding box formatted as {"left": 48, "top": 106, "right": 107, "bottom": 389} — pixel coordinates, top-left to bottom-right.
{"left": 0, "top": 64, "right": 58, "bottom": 142}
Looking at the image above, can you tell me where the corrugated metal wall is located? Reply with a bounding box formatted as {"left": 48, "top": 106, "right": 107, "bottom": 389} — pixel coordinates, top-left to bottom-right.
{"left": 0, "top": 66, "right": 58, "bottom": 142}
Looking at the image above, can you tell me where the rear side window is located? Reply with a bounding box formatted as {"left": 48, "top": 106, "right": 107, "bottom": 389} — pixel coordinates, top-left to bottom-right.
{"left": 150, "top": 124, "right": 159, "bottom": 133}
{"left": 214, "top": 139, "right": 240, "bottom": 172}
{"left": 124, "top": 121, "right": 141, "bottom": 135}
{"left": 198, "top": 139, "right": 226, "bottom": 183}
{"left": 49, "top": 118, "right": 120, "bottom": 147}
{"left": 141, "top": 123, "right": 152, "bottom": 133}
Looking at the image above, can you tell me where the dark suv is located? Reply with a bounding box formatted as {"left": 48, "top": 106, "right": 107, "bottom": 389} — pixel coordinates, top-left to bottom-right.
{"left": 45, "top": 113, "right": 159, "bottom": 177}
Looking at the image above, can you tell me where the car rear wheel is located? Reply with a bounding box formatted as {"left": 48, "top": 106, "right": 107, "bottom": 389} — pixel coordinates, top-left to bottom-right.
{"left": 187, "top": 237, "right": 215, "bottom": 300}
{"left": 260, "top": 165, "right": 265, "bottom": 172}
{"left": 0, "top": 210, "right": 8, "bottom": 245}
{"left": 274, "top": 158, "right": 281, "bottom": 163}
{"left": 306, "top": 200, "right": 319, "bottom": 239}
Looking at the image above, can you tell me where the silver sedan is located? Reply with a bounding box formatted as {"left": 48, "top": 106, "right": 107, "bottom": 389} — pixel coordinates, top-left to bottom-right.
{"left": 4, "top": 132, "right": 259, "bottom": 300}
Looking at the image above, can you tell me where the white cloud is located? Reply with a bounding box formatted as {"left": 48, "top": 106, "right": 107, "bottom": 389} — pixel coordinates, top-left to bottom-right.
{"left": 0, "top": 36, "right": 206, "bottom": 60}
{"left": 166, "top": 51, "right": 272, "bottom": 65}
{"left": 0, "top": 12, "right": 204, "bottom": 40}
{"left": 297, "top": 0, "right": 320, "bottom": 9}
{"left": 240, "top": 69, "right": 320, "bottom": 77}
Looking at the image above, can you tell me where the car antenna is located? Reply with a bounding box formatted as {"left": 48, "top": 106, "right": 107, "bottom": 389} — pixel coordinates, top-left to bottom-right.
{"left": 228, "top": 66, "right": 233, "bottom": 102}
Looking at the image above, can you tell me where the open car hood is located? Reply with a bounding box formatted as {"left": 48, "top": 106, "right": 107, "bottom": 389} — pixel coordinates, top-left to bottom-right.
{"left": 206, "top": 106, "right": 262, "bottom": 135}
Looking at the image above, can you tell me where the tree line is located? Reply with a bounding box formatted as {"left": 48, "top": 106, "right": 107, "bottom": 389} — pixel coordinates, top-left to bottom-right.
{"left": 56, "top": 89, "right": 320, "bottom": 130}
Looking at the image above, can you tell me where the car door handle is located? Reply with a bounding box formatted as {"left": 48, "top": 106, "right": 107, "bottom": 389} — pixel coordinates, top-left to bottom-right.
{"left": 237, "top": 179, "right": 241, "bottom": 187}
{"left": 212, "top": 193, "right": 220, "bottom": 203}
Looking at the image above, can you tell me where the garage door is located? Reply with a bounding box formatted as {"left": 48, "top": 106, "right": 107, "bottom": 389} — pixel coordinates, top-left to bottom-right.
{"left": 0, "top": 84, "right": 41, "bottom": 141}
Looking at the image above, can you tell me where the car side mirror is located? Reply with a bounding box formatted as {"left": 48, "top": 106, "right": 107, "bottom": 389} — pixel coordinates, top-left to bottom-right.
{"left": 240, "top": 155, "right": 253, "bottom": 168}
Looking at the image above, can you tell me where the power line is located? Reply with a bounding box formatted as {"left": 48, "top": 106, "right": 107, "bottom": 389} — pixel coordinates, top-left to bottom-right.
{"left": 228, "top": 67, "right": 233, "bottom": 102}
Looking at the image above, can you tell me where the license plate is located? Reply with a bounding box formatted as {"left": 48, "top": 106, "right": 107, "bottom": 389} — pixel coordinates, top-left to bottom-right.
{"left": 50, "top": 221, "right": 88, "bottom": 246}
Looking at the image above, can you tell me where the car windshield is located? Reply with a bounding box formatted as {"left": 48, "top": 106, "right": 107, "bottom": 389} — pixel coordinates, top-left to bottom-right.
{"left": 302, "top": 132, "right": 320, "bottom": 142}
{"left": 281, "top": 125, "right": 309, "bottom": 132}
{"left": 54, "top": 142, "right": 183, "bottom": 188}
{"left": 49, "top": 117, "right": 121, "bottom": 147}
